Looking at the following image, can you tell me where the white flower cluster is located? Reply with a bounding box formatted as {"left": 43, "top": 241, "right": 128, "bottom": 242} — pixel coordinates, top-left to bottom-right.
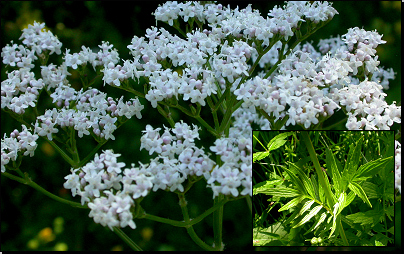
{"left": 140, "top": 121, "right": 215, "bottom": 192}
{"left": 1, "top": 67, "right": 45, "bottom": 114}
{"left": 64, "top": 149, "right": 154, "bottom": 230}
{"left": 1, "top": 125, "right": 38, "bottom": 173}
{"left": 34, "top": 87, "right": 144, "bottom": 141}
{"left": 395, "top": 141, "right": 401, "bottom": 194}
{"left": 1, "top": 22, "right": 62, "bottom": 67}
{"left": 235, "top": 28, "right": 399, "bottom": 129}
{"left": 64, "top": 41, "right": 120, "bottom": 71}
{"left": 209, "top": 116, "right": 253, "bottom": 198}
{"left": 331, "top": 81, "right": 401, "bottom": 130}
{"left": 154, "top": 1, "right": 337, "bottom": 44}
{"left": 139, "top": 120, "right": 252, "bottom": 198}
{"left": 127, "top": 27, "right": 223, "bottom": 108}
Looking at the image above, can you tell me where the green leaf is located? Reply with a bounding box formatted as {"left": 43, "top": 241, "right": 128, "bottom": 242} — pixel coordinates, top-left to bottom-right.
{"left": 375, "top": 240, "right": 384, "bottom": 246}
{"left": 299, "top": 200, "right": 315, "bottom": 216}
{"left": 281, "top": 165, "right": 307, "bottom": 195}
{"left": 267, "top": 132, "right": 293, "bottom": 152}
{"left": 321, "top": 169, "right": 336, "bottom": 208}
{"left": 293, "top": 204, "right": 323, "bottom": 228}
{"left": 287, "top": 162, "right": 316, "bottom": 199}
{"left": 342, "top": 136, "right": 364, "bottom": 181}
{"left": 283, "top": 207, "right": 301, "bottom": 225}
{"left": 278, "top": 195, "right": 306, "bottom": 212}
{"left": 348, "top": 181, "right": 372, "bottom": 208}
{"left": 345, "top": 209, "right": 382, "bottom": 227}
{"left": 253, "top": 151, "right": 270, "bottom": 162}
{"left": 313, "top": 212, "right": 328, "bottom": 231}
{"left": 328, "top": 214, "right": 337, "bottom": 238}
{"left": 343, "top": 191, "right": 356, "bottom": 209}
{"left": 253, "top": 223, "right": 288, "bottom": 246}
{"left": 254, "top": 186, "right": 300, "bottom": 197}
{"left": 335, "top": 192, "right": 346, "bottom": 216}
{"left": 253, "top": 180, "right": 282, "bottom": 195}
{"left": 326, "top": 147, "right": 343, "bottom": 195}
{"left": 353, "top": 156, "right": 393, "bottom": 179}
{"left": 361, "top": 181, "right": 380, "bottom": 199}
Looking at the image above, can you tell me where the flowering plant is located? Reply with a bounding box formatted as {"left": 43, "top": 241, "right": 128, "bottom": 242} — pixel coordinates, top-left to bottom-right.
{"left": 1, "top": 1, "right": 401, "bottom": 251}
{"left": 253, "top": 131, "right": 399, "bottom": 247}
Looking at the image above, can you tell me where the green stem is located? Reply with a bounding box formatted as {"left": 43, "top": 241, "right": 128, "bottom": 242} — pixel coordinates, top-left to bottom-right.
{"left": 178, "top": 193, "right": 217, "bottom": 251}
{"left": 46, "top": 138, "right": 77, "bottom": 167}
{"left": 2, "top": 171, "right": 88, "bottom": 209}
{"left": 157, "top": 104, "right": 175, "bottom": 128}
{"left": 142, "top": 213, "right": 188, "bottom": 227}
{"left": 207, "top": 96, "right": 220, "bottom": 130}
{"left": 301, "top": 132, "right": 335, "bottom": 207}
{"left": 78, "top": 140, "right": 108, "bottom": 168}
{"left": 338, "top": 216, "right": 349, "bottom": 246}
{"left": 69, "top": 128, "right": 80, "bottom": 164}
{"left": 112, "top": 227, "right": 143, "bottom": 251}
{"left": 186, "top": 226, "right": 217, "bottom": 251}
{"left": 212, "top": 194, "right": 224, "bottom": 250}
{"left": 140, "top": 197, "right": 228, "bottom": 228}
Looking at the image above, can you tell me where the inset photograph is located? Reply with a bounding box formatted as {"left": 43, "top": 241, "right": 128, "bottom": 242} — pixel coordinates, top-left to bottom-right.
{"left": 253, "top": 131, "right": 398, "bottom": 248}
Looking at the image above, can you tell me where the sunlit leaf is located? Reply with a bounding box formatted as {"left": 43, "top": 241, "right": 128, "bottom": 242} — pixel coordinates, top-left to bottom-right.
{"left": 326, "top": 147, "right": 343, "bottom": 195}
{"left": 253, "top": 151, "right": 270, "bottom": 162}
{"left": 293, "top": 204, "right": 322, "bottom": 228}
{"left": 328, "top": 214, "right": 337, "bottom": 238}
{"left": 278, "top": 195, "right": 306, "bottom": 212}
{"left": 353, "top": 156, "right": 393, "bottom": 179}
{"left": 343, "top": 191, "right": 356, "bottom": 209}
{"left": 299, "top": 200, "right": 315, "bottom": 215}
{"left": 313, "top": 212, "right": 328, "bottom": 231}
{"left": 253, "top": 180, "right": 282, "bottom": 195}
{"left": 267, "top": 132, "right": 293, "bottom": 152}
{"left": 343, "top": 136, "right": 364, "bottom": 181}
{"left": 254, "top": 186, "right": 300, "bottom": 197}
{"left": 348, "top": 181, "right": 372, "bottom": 208}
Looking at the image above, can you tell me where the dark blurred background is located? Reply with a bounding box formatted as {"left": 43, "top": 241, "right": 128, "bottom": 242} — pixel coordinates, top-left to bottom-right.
{"left": 1, "top": 1, "right": 401, "bottom": 251}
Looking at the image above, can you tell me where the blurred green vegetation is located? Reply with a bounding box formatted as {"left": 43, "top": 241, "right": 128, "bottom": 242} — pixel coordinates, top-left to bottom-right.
{"left": 1, "top": 1, "right": 401, "bottom": 251}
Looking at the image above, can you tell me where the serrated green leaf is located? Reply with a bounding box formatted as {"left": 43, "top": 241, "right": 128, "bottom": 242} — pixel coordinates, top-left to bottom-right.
{"left": 335, "top": 192, "right": 346, "bottom": 216}
{"left": 345, "top": 210, "right": 381, "bottom": 227}
{"left": 353, "top": 156, "right": 393, "bottom": 179}
{"left": 293, "top": 204, "right": 323, "bottom": 228}
{"left": 321, "top": 169, "right": 336, "bottom": 208}
{"left": 361, "top": 181, "right": 379, "bottom": 199}
{"left": 281, "top": 165, "right": 307, "bottom": 195}
{"left": 326, "top": 147, "right": 343, "bottom": 195}
{"left": 283, "top": 207, "right": 301, "bottom": 225}
{"left": 267, "top": 132, "right": 293, "bottom": 152}
{"left": 343, "top": 191, "right": 356, "bottom": 209}
{"left": 254, "top": 186, "right": 300, "bottom": 197}
{"left": 299, "top": 200, "right": 315, "bottom": 216}
{"left": 287, "top": 162, "right": 316, "bottom": 199}
{"left": 343, "top": 136, "right": 364, "bottom": 181}
{"left": 253, "top": 151, "right": 270, "bottom": 162}
{"left": 328, "top": 214, "right": 337, "bottom": 238}
{"left": 253, "top": 180, "right": 282, "bottom": 195}
{"left": 278, "top": 195, "right": 305, "bottom": 212}
{"left": 348, "top": 181, "right": 372, "bottom": 208}
{"left": 313, "top": 212, "right": 328, "bottom": 231}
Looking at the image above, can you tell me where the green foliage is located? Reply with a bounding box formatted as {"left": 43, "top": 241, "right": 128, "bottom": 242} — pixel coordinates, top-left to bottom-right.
{"left": 253, "top": 131, "right": 397, "bottom": 247}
